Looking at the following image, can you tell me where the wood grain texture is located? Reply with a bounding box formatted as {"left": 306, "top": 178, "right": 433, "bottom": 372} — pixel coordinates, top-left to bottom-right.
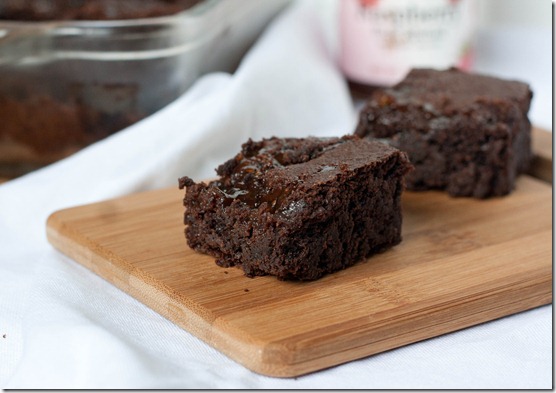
{"left": 529, "top": 127, "right": 552, "bottom": 183}
{"left": 46, "top": 175, "right": 552, "bottom": 377}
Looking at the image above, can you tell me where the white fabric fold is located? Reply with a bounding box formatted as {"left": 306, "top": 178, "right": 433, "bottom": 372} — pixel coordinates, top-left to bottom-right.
{"left": 0, "top": 0, "right": 551, "bottom": 389}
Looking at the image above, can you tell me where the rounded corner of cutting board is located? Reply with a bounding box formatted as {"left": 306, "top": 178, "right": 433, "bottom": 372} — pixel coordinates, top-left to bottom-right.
{"left": 237, "top": 345, "right": 317, "bottom": 378}
{"left": 46, "top": 205, "right": 80, "bottom": 245}
{"left": 46, "top": 208, "right": 66, "bottom": 240}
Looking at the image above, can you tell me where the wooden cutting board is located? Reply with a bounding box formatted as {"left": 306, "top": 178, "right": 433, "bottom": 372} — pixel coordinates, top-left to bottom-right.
{"left": 46, "top": 175, "right": 552, "bottom": 377}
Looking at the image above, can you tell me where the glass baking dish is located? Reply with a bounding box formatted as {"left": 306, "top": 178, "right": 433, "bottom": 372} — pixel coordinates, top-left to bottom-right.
{"left": 0, "top": 0, "right": 289, "bottom": 177}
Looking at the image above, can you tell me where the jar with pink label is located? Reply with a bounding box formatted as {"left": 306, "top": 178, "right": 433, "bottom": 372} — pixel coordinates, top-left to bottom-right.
{"left": 340, "top": 0, "right": 476, "bottom": 90}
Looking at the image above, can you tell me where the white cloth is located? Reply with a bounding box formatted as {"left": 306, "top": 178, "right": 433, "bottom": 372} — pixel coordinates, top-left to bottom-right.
{"left": 0, "top": 1, "right": 552, "bottom": 389}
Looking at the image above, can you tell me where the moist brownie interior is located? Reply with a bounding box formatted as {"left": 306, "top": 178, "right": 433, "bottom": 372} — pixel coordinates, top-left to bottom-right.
{"left": 180, "top": 136, "right": 412, "bottom": 280}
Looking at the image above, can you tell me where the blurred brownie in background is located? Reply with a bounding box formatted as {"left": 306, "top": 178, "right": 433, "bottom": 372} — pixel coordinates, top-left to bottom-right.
{"left": 355, "top": 68, "right": 533, "bottom": 198}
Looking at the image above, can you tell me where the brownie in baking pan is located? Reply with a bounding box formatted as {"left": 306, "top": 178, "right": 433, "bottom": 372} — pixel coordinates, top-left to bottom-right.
{"left": 179, "top": 136, "right": 412, "bottom": 281}
{"left": 355, "top": 68, "right": 533, "bottom": 198}
{"left": 0, "top": 0, "right": 203, "bottom": 21}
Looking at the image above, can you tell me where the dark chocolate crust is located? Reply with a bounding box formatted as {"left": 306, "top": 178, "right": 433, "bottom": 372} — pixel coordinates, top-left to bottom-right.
{"left": 355, "top": 68, "right": 533, "bottom": 198}
{"left": 179, "top": 135, "right": 412, "bottom": 281}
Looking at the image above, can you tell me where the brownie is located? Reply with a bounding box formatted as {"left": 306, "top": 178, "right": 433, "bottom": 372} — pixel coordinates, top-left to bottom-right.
{"left": 355, "top": 68, "right": 533, "bottom": 198}
{"left": 179, "top": 135, "right": 412, "bottom": 281}
{"left": 0, "top": 0, "right": 203, "bottom": 177}
{"left": 0, "top": 84, "right": 144, "bottom": 178}
{"left": 0, "top": 0, "right": 203, "bottom": 21}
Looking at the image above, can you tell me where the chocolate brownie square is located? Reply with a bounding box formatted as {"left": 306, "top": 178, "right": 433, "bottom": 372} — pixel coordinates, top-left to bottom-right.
{"left": 179, "top": 135, "right": 412, "bottom": 281}
{"left": 355, "top": 68, "right": 533, "bottom": 198}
